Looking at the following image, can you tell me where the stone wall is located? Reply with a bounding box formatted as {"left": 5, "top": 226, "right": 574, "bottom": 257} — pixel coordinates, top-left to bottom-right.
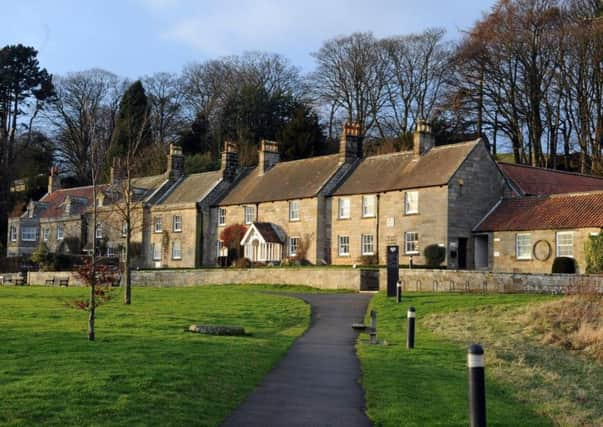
{"left": 27, "top": 271, "right": 86, "bottom": 286}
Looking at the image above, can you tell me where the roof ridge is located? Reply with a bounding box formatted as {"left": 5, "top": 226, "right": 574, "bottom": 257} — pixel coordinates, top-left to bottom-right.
{"left": 498, "top": 161, "right": 603, "bottom": 180}
{"left": 272, "top": 153, "right": 339, "bottom": 167}
{"left": 549, "top": 189, "right": 603, "bottom": 198}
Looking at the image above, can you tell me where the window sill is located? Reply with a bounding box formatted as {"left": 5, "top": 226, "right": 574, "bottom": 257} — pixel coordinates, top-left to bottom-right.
{"left": 362, "top": 215, "right": 376, "bottom": 219}
{"left": 338, "top": 254, "right": 350, "bottom": 257}
{"left": 404, "top": 212, "right": 419, "bottom": 216}
{"left": 172, "top": 230, "right": 182, "bottom": 233}
{"left": 516, "top": 257, "right": 532, "bottom": 261}
{"left": 338, "top": 217, "right": 351, "bottom": 221}
{"left": 289, "top": 219, "right": 301, "bottom": 222}
{"left": 362, "top": 253, "right": 375, "bottom": 256}
{"left": 405, "top": 252, "right": 419, "bottom": 256}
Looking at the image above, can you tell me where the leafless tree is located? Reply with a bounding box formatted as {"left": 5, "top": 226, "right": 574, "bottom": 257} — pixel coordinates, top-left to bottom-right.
{"left": 142, "top": 72, "right": 186, "bottom": 145}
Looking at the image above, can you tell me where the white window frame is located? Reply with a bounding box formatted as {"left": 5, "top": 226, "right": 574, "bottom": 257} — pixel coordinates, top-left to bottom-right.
{"left": 338, "top": 235, "right": 350, "bottom": 256}
{"left": 289, "top": 237, "right": 300, "bottom": 256}
{"left": 218, "top": 208, "right": 226, "bottom": 226}
{"left": 338, "top": 198, "right": 351, "bottom": 219}
{"left": 172, "top": 239, "right": 182, "bottom": 260}
{"left": 152, "top": 242, "right": 162, "bottom": 261}
{"left": 217, "top": 240, "right": 225, "bottom": 257}
{"left": 107, "top": 246, "right": 115, "bottom": 257}
{"left": 21, "top": 226, "right": 37, "bottom": 242}
{"left": 556, "top": 231, "right": 574, "bottom": 258}
{"left": 154, "top": 216, "right": 162, "bottom": 233}
{"left": 404, "top": 191, "right": 419, "bottom": 215}
{"left": 362, "top": 195, "right": 375, "bottom": 218}
{"left": 56, "top": 224, "right": 64, "bottom": 241}
{"left": 121, "top": 221, "right": 128, "bottom": 237}
{"left": 244, "top": 206, "right": 254, "bottom": 225}
{"left": 361, "top": 234, "right": 374, "bottom": 255}
{"left": 173, "top": 215, "right": 182, "bottom": 232}
{"left": 289, "top": 200, "right": 300, "bottom": 221}
{"left": 9, "top": 225, "right": 17, "bottom": 242}
{"left": 404, "top": 231, "right": 419, "bottom": 254}
{"left": 42, "top": 227, "right": 49, "bottom": 242}
{"left": 515, "top": 233, "right": 532, "bottom": 260}
{"left": 95, "top": 223, "right": 103, "bottom": 239}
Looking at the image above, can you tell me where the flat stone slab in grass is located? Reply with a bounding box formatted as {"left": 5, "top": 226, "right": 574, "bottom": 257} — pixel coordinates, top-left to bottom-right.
{"left": 188, "top": 324, "right": 246, "bottom": 336}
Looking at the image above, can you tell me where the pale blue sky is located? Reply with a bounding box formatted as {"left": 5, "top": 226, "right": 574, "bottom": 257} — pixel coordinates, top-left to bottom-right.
{"left": 0, "top": 0, "right": 494, "bottom": 78}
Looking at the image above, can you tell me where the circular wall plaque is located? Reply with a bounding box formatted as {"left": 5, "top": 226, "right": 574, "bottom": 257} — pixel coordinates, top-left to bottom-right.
{"left": 533, "top": 239, "right": 552, "bottom": 261}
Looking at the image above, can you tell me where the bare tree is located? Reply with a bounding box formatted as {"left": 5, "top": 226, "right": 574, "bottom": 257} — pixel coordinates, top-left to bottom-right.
{"left": 142, "top": 72, "right": 186, "bottom": 145}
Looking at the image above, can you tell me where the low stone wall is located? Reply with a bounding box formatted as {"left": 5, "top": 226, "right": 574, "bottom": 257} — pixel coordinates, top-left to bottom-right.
{"left": 27, "top": 271, "right": 86, "bottom": 286}
{"left": 131, "top": 268, "right": 363, "bottom": 290}
{"left": 379, "top": 269, "right": 603, "bottom": 294}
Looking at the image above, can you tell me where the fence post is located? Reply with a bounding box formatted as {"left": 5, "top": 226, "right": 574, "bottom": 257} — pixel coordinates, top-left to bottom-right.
{"left": 369, "top": 310, "right": 377, "bottom": 344}
{"left": 407, "top": 307, "right": 415, "bottom": 349}
{"left": 468, "top": 344, "right": 486, "bottom": 427}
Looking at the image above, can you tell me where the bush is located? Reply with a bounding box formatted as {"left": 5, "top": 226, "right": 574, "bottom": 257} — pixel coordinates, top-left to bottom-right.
{"left": 584, "top": 231, "right": 603, "bottom": 274}
{"left": 31, "top": 243, "right": 52, "bottom": 271}
{"left": 424, "top": 244, "right": 446, "bottom": 267}
{"left": 358, "top": 255, "right": 379, "bottom": 266}
{"left": 234, "top": 258, "right": 252, "bottom": 268}
{"left": 552, "top": 257, "right": 577, "bottom": 274}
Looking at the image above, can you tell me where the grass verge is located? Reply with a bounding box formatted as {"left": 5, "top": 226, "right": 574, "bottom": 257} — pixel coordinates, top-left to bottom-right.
{"left": 0, "top": 285, "right": 310, "bottom": 426}
{"left": 358, "top": 292, "right": 556, "bottom": 427}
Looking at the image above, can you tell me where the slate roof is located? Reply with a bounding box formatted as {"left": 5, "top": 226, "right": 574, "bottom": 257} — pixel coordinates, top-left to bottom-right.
{"left": 253, "top": 222, "right": 284, "bottom": 243}
{"left": 131, "top": 174, "right": 167, "bottom": 191}
{"left": 159, "top": 171, "right": 222, "bottom": 205}
{"left": 332, "top": 139, "right": 480, "bottom": 196}
{"left": 498, "top": 162, "right": 603, "bottom": 196}
{"left": 475, "top": 192, "right": 603, "bottom": 232}
{"left": 36, "top": 186, "right": 98, "bottom": 219}
{"left": 220, "top": 154, "right": 342, "bottom": 206}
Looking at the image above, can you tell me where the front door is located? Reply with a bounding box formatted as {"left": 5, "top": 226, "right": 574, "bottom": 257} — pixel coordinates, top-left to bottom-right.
{"left": 458, "top": 238, "right": 468, "bottom": 269}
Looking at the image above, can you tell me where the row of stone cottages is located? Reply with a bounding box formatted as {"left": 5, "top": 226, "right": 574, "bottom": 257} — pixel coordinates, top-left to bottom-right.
{"left": 7, "top": 122, "right": 603, "bottom": 274}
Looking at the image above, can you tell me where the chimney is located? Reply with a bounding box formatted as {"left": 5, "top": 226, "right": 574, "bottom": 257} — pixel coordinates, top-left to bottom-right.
{"left": 221, "top": 141, "right": 239, "bottom": 182}
{"left": 413, "top": 120, "right": 435, "bottom": 156}
{"left": 110, "top": 157, "right": 125, "bottom": 185}
{"left": 258, "top": 140, "right": 280, "bottom": 176}
{"left": 48, "top": 166, "right": 61, "bottom": 194}
{"left": 338, "top": 122, "right": 363, "bottom": 164}
{"left": 166, "top": 143, "right": 184, "bottom": 180}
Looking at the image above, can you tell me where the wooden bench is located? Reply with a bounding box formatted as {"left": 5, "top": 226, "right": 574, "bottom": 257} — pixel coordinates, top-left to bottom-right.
{"left": 58, "top": 278, "right": 69, "bottom": 287}
{"left": 45, "top": 277, "right": 56, "bottom": 286}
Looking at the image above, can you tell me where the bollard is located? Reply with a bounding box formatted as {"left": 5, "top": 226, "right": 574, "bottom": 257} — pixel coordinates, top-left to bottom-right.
{"left": 468, "top": 344, "right": 486, "bottom": 427}
{"left": 369, "top": 310, "right": 377, "bottom": 344}
{"left": 396, "top": 280, "right": 402, "bottom": 303}
{"left": 406, "top": 307, "right": 416, "bottom": 349}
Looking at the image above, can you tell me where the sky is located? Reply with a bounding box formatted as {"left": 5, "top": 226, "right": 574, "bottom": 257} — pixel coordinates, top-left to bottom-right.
{"left": 0, "top": 0, "right": 494, "bottom": 79}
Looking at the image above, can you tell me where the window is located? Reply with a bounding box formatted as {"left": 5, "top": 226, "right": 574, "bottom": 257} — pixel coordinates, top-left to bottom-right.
{"left": 338, "top": 235, "right": 350, "bottom": 256}
{"left": 361, "top": 234, "right": 374, "bottom": 255}
{"left": 289, "top": 237, "right": 300, "bottom": 256}
{"left": 289, "top": 200, "right": 300, "bottom": 221}
{"left": 95, "top": 223, "right": 103, "bottom": 239}
{"left": 154, "top": 216, "right": 162, "bottom": 233}
{"left": 404, "top": 191, "right": 419, "bottom": 214}
{"left": 21, "top": 226, "right": 37, "bottom": 242}
{"left": 173, "top": 215, "right": 182, "bottom": 232}
{"left": 217, "top": 240, "right": 226, "bottom": 257}
{"left": 172, "top": 239, "right": 182, "bottom": 260}
{"left": 244, "top": 206, "right": 255, "bottom": 224}
{"left": 152, "top": 242, "right": 162, "bottom": 261}
{"left": 362, "top": 195, "right": 375, "bottom": 217}
{"left": 42, "top": 227, "right": 49, "bottom": 241}
{"left": 338, "top": 198, "right": 351, "bottom": 219}
{"left": 404, "top": 231, "right": 419, "bottom": 254}
{"left": 121, "top": 221, "right": 128, "bottom": 237}
{"left": 516, "top": 234, "right": 532, "bottom": 260}
{"left": 56, "top": 224, "right": 64, "bottom": 241}
{"left": 556, "top": 231, "right": 574, "bottom": 257}
{"left": 218, "top": 208, "right": 226, "bottom": 226}
{"left": 107, "top": 246, "right": 115, "bottom": 257}
{"left": 9, "top": 225, "right": 17, "bottom": 242}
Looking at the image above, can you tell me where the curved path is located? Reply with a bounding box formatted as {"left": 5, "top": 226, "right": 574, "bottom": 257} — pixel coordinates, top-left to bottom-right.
{"left": 222, "top": 293, "right": 373, "bottom": 427}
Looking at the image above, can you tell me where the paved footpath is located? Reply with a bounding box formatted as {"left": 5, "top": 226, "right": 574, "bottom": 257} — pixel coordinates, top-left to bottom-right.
{"left": 222, "top": 293, "right": 373, "bottom": 427}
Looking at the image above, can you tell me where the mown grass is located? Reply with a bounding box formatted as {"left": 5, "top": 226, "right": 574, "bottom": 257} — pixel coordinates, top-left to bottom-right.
{"left": 358, "top": 292, "right": 556, "bottom": 427}
{"left": 0, "top": 285, "right": 311, "bottom": 426}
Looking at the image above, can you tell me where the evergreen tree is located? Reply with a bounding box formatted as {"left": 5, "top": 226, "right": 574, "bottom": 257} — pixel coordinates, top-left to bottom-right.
{"left": 277, "top": 104, "right": 325, "bottom": 160}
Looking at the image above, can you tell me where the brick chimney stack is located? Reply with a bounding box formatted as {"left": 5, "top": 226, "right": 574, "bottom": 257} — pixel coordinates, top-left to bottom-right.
{"left": 338, "top": 122, "right": 363, "bottom": 164}
{"left": 48, "top": 166, "right": 61, "bottom": 194}
{"left": 166, "top": 143, "right": 184, "bottom": 180}
{"left": 413, "top": 120, "right": 435, "bottom": 156}
{"left": 258, "top": 140, "right": 280, "bottom": 176}
{"left": 221, "top": 141, "right": 239, "bottom": 182}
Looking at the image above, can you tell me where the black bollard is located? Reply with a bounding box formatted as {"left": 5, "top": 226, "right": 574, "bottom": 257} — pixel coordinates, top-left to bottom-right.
{"left": 406, "top": 306, "right": 415, "bottom": 349}
{"left": 396, "top": 280, "right": 402, "bottom": 303}
{"left": 369, "top": 310, "right": 377, "bottom": 344}
{"left": 468, "top": 344, "right": 486, "bottom": 427}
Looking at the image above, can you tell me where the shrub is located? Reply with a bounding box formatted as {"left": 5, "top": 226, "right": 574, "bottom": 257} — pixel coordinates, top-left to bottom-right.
{"left": 234, "top": 258, "right": 252, "bottom": 268}
{"left": 358, "top": 255, "right": 379, "bottom": 266}
{"left": 220, "top": 224, "right": 248, "bottom": 260}
{"left": 31, "top": 243, "right": 52, "bottom": 271}
{"left": 424, "top": 244, "right": 446, "bottom": 267}
{"left": 552, "top": 257, "right": 577, "bottom": 274}
{"left": 584, "top": 230, "right": 603, "bottom": 274}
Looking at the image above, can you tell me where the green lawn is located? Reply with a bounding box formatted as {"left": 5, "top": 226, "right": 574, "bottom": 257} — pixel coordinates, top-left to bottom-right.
{"left": 358, "top": 292, "right": 556, "bottom": 427}
{"left": 0, "top": 285, "right": 311, "bottom": 426}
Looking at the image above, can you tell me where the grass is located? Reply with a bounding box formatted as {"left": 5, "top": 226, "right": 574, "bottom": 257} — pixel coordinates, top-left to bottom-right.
{"left": 0, "top": 285, "right": 312, "bottom": 426}
{"left": 358, "top": 292, "right": 557, "bottom": 427}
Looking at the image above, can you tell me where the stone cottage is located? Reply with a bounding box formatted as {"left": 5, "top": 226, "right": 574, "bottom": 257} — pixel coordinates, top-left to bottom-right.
{"left": 474, "top": 191, "right": 603, "bottom": 273}
{"left": 329, "top": 122, "right": 508, "bottom": 268}
{"left": 216, "top": 124, "right": 362, "bottom": 264}
{"left": 147, "top": 142, "right": 240, "bottom": 268}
